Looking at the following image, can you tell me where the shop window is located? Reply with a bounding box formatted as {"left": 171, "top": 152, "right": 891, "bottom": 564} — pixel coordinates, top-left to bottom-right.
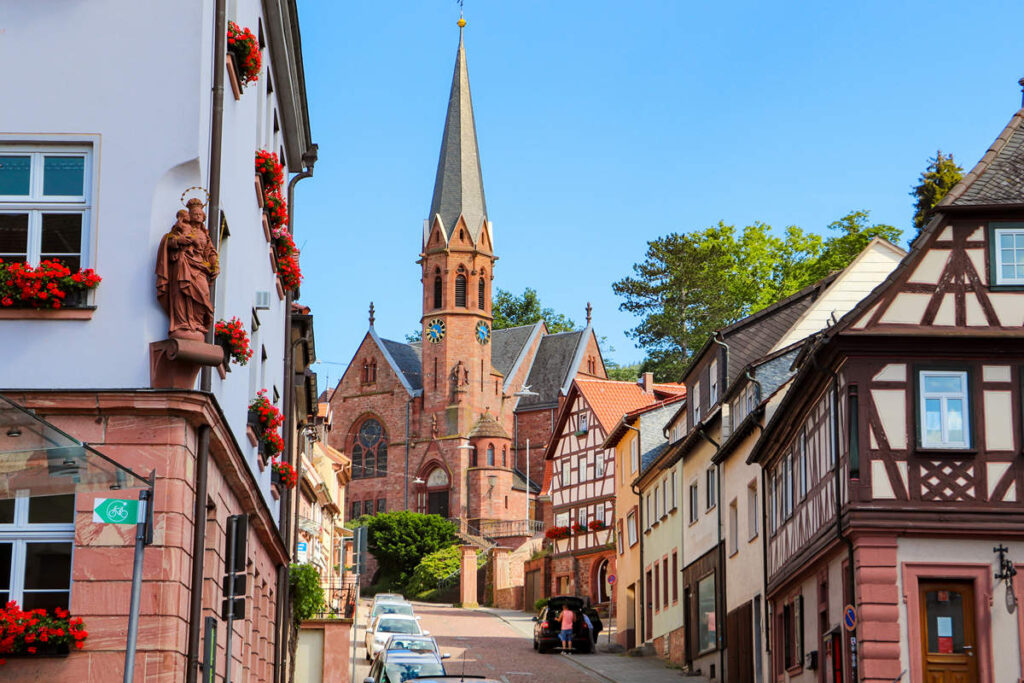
{"left": 0, "top": 495, "right": 75, "bottom": 611}
{"left": 697, "top": 573, "right": 717, "bottom": 653}
{"left": 783, "top": 594, "right": 804, "bottom": 671}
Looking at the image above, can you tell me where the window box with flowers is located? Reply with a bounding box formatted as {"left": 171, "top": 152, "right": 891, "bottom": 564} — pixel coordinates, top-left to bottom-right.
{"left": 214, "top": 317, "right": 253, "bottom": 369}
{"left": 544, "top": 526, "right": 571, "bottom": 541}
{"left": 271, "top": 459, "right": 297, "bottom": 490}
{"left": 0, "top": 603, "right": 90, "bottom": 662}
{"left": 248, "top": 391, "right": 284, "bottom": 455}
{"left": 260, "top": 429, "right": 284, "bottom": 461}
{"left": 226, "top": 21, "right": 261, "bottom": 99}
{"left": 587, "top": 520, "right": 607, "bottom": 532}
{"left": 0, "top": 260, "right": 102, "bottom": 320}
{"left": 275, "top": 231, "right": 302, "bottom": 293}
{"left": 571, "top": 522, "right": 587, "bottom": 535}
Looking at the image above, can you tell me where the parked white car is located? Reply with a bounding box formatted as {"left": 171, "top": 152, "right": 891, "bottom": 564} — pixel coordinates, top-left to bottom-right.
{"left": 365, "top": 599, "right": 415, "bottom": 627}
{"left": 365, "top": 614, "right": 427, "bottom": 661}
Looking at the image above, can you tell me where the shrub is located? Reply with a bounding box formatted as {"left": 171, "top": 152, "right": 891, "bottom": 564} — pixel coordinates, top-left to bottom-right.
{"left": 289, "top": 563, "right": 324, "bottom": 623}
{"left": 366, "top": 511, "right": 458, "bottom": 580}
{"left": 534, "top": 598, "right": 549, "bottom": 613}
{"left": 404, "top": 545, "right": 464, "bottom": 596}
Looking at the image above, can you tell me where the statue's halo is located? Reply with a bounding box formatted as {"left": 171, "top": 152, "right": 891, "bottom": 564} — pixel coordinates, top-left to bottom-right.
{"left": 180, "top": 186, "right": 210, "bottom": 208}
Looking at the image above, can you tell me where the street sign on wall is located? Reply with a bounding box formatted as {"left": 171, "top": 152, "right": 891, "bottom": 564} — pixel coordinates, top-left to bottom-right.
{"left": 297, "top": 541, "right": 308, "bottom": 562}
{"left": 92, "top": 498, "right": 142, "bottom": 524}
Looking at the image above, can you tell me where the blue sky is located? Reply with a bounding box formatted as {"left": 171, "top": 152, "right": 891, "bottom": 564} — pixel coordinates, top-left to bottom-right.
{"left": 294, "top": 0, "right": 1023, "bottom": 388}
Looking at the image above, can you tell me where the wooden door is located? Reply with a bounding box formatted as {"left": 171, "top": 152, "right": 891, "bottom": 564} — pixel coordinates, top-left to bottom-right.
{"left": 645, "top": 570, "right": 653, "bottom": 641}
{"left": 427, "top": 490, "right": 449, "bottom": 518}
{"left": 524, "top": 569, "right": 540, "bottom": 611}
{"left": 919, "top": 581, "right": 978, "bottom": 683}
{"left": 726, "top": 601, "right": 754, "bottom": 683}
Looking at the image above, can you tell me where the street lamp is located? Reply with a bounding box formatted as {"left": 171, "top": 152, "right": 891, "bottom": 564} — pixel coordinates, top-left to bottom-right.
{"left": 514, "top": 385, "right": 540, "bottom": 530}
{"left": 995, "top": 544, "right": 1017, "bottom": 613}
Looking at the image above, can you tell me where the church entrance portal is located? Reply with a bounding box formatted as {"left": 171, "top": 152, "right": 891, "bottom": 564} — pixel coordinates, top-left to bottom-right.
{"left": 424, "top": 467, "right": 450, "bottom": 519}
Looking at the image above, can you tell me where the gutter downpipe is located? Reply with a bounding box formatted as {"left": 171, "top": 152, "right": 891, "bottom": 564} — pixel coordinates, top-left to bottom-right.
{"left": 188, "top": 0, "right": 225, "bottom": 678}
{"left": 624, "top": 422, "right": 644, "bottom": 646}
{"left": 185, "top": 425, "right": 212, "bottom": 683}
{"left": 696, "top": 425, "right": 724, "bottom": 680}
{"left": 404, "top": 398, "right": 412, "bottom": 509}
{"left": 830, "top": 365, "right": 858, "bottom": 682}
{"left": 711, "top": 332, "right": 729, "bottom": 681}
{"left": 277, "top": 146, "right": 317, "bottom": 683}
{"left": 753, "top": 418, "right": 769, "bottom": 673}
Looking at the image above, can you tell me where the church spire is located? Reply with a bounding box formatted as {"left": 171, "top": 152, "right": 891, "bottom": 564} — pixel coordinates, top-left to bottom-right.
{"left": 428, "top": 19, "right": 488, "bottom": 244}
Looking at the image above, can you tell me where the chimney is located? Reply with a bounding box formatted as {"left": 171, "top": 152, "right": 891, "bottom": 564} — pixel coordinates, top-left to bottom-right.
{"left": 640, "top": 372, "right": 654, "bottom": 393}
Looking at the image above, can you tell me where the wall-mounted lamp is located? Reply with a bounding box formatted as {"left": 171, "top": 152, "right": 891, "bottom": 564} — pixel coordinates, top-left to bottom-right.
{"left": 6, "top": 427, "right": 22, "bottom": 438}
{"left": 994, "top": 544, "right": 1017, "bottom": 613}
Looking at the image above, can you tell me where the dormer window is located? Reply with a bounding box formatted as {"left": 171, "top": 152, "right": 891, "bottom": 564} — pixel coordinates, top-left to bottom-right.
{"left": 692, "top": 380, "right": 701, "bottom": 423}
{"left": 709, "top": 359, "right": 719, "bottom": 405}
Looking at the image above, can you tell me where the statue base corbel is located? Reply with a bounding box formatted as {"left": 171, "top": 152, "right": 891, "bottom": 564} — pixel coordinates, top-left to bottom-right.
{"left": 150, "top": 338, "right": 226, "bottom": 389}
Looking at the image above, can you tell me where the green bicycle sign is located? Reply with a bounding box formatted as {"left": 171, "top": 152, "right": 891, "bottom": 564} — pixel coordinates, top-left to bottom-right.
{"left": 92, "top": 498, "right": 143, "bottom": 525}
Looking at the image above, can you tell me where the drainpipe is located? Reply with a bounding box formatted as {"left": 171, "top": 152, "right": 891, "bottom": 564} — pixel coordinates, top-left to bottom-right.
{"left": 200, "top": 0, "right": 227, "bottom": 393}
{"left": 404, "top": 398, "right": 412, "bottom": 509}
{"left": 830, "top": 370, "right": 858, "bottom": 682}
{"left": 277, "top": 145, "right": 317, "bottom": 682}
{"left": 696, "top": 426, "right": 724, "bottom": 680}
{"left": 624, "top": 422, "right": 643, "bottom": 646}
{"left": 185, "top": 425, "right": 212, "bottom": 683}
{"left": 752, "top": 417, "right": 769, "bottom": 677}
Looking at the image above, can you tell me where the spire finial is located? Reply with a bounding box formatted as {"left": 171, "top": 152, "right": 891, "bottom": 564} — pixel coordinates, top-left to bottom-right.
{"left": 1019, "top": 77, "right": 1024, "bottom": 107}
{"left": 586, "top": 302, "right": 592, "bottom": 326}
{"left": 369, "top": 302, "right": 375, "bottom": 327}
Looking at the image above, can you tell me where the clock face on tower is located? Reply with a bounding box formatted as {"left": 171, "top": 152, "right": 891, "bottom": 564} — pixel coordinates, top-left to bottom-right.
{"left": 476, "top": 321, "right": 491, "bottom": 345}
{"left": 426, "top": 319, "right": 446, "bottom": 343}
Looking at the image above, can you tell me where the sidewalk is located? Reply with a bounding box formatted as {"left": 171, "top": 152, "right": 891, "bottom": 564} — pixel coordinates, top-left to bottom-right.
{"left": 478, "top": 606, "right": 705, "bottom": 683}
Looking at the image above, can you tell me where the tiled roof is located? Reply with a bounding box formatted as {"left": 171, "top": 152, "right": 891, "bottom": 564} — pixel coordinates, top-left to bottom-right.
{"left": 575, "top": 378, "right": 662, "bottom": 434}
{"left": 518, "top": 330, "right": 584, "bottom": 409}
{"left": 941, "top": 108, "right": 1024, "bottom": 208}
{"left": 603, "top": 393, "right": 686, "bottom": 449}
{"left": 380, "top": 338, "right": 423, "bottom": 393}
{"left": 651, "top": 382, "right": 686, "bottom": 396}
{"left": 468, "top": 412, "right": 510, "bottom": 440}
{"left": 491, "top": 324, "right": 536, "bottom": 378}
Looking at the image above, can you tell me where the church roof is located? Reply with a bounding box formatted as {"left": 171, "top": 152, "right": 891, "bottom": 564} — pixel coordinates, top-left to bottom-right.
{"left": 377, "top": 335, "right": 423, "bottom": 395}
{"left": 940, "top": 107, "right": 1024, "bottom": 208}
{"left": 428, "top": 27, "right": 488, "bottom": 243}
{"left": 517, "top": 330, "right": 586, "bottom": 410}
{"left": 491, "top": 323, "right": 540, "bottom": 378}
{"left": 468, "top": 412, "right": 510, "bottom": 440}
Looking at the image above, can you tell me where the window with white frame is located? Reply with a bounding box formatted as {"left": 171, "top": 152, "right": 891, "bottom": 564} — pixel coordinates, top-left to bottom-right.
{"left": 797, "top": 431, "right": 808, "bottom": 500}
{"left": 709, "top": 359, "right": 719, "bottom": 405}
{"left": 0, "top": 146, "right": 92, "bottom": 272}
{"left": 596, "top": 450, "right": 605, "bottom": 478}
{"left": 561, "top": 459, "right": 570, "bottom": 488}
{"left": 670, "top": 472, "right": 677, "bottom": 510}
{"left": 992, "top": 225, "right": 1024, "bottom": 285}
{"left": 630, "top": 438, "right": 639, "bottom": 473}
{"left": 689, "top": 482, "right": 699, "bottom": 522}
{"left": 706, "top": 467, "right": 717, "bottom": 510}
{"left": 617, "top": 529, "right": 624, "bottom": 555}
{"left": 728, "top": 500, "right": 738, "bottom": 555}
{"left": 0, "top": 495, "right": 75, "bottom": 611}
{"left": 747, "top": 481, "right": 758, "bottom": 540}
{"left": 555, "top": 512, "right": 569, "bottom": 527}
{"left": 919, "top": 370, "right": 971, "bottom": 448}
{"left": 661, "top": 479, "right": 668, "bottom": 518}
{"left": 783, "top": 456, "right": 794, "bottom": 519}
{"left": 655, "top": 485, "right": 662, "bottom": 519}
{"left": 692, "top": 380, "right": 702, "bottom": 423}
{"left": 769, "top": 473, "right": 778, "bottom": 535}
{"left": 627, "top": 511, "right": 638, "bottom": 546}
{"left": 578, "top": 455, "right": 587, "bottom": 483}
{"left": 646, "top": 494, "right": 652, "bottom": 530}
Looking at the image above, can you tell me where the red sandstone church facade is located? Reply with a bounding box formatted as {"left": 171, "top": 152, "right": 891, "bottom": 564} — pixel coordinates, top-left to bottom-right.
{"left": 328, "top": 28, "right": 606, "bottom": 545}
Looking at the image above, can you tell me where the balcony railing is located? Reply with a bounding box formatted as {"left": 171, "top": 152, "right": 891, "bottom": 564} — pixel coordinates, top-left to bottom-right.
{"left": 312, "top": 583, "right": 356, "bottom": 620}
{"left": 476, "top": 519, "right": 543, "bottom": 538}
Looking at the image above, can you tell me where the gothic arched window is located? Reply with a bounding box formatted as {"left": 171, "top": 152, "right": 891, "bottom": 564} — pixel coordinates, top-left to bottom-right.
{"left": 502, "top": 446, "right": 507, "bottom": 468}
{"left": 486, "top": 444, "right": 495, "bottom": 466}
{"left": 455, "top": 274, "right": 467, "bottom": 308}
{"left": 433, "top": 275, "right": 442, "bottom": 309}
{"left": 351, "top": 418, "right": 387, "bottom": 479}
{"left": 471, "top": 446, "right": 478, "bottom": 467}
{"left": 478, "top": 278, "right": 486, "bottom": 310}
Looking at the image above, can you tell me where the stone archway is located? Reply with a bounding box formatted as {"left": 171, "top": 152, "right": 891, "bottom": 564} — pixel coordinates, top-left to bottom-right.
{"left": 594, "top": 558, "right": 610, "bottom": 604}
{"left": 421, "top": 466, "right": 450, "bottom": 519}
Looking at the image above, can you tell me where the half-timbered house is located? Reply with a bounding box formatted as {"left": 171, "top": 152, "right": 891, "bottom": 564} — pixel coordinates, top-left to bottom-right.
{"left": 748, "top": 100, "right": 1024, "bottom": 683}
{"left": 544, "top": 375, "right": 683, "bottom": 606}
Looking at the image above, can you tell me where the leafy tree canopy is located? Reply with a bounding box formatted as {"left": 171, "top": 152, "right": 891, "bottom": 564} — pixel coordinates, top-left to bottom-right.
{"left": 910, "top": 150, "right": 964, "bottom": 231}
{"left": 365, "top": 511, "right": 459, "bottom": 580}
{"left": 614, "top": 211, "right": 901, "bottom": 381}
{"left": 492, "top": 287, "right": 576, "bottom": 332}
{"left": 289, "top": 563, "right": 325, "bottom": 623}
{"left": 605, "top": 361, "right": 641, "bottom": 382}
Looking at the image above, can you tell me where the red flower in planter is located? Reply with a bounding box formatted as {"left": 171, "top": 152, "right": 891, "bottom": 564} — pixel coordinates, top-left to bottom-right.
{"left": 255, "top": 149, "right": 284, "bottom": 193}
{"left": 0, "top": 601, "right": 88, "bottom": 661}
{"left": 571, "top": 522, "right": 586, "bottom": 534}
{"left": 248, "top": 390, "right": 284, "bottom": 432}
{"left": 272, "top": 459, "right": 297, "bottom": 489}
{"left": 544, "top": 526, "right": 571, "bottom": 540}
{"left": 275, "top": 233, "right": 302, "bottom": 291}
{"left": 264, "top": 191, "right": 289, "bottom": 233}
{"left": 261, "top": 429, "right": 285, "bottom": 458}
{"left": 587, "top": 520, "right": 607, "bottom": 532}
{"left": 227, "top": 22, "right": 261, "bottom": 85}
{"left": 215, "top": 317, "right": 254, "bottom": 365}
{"left": 0, "top": 259, "right": 101, "bottom": 310}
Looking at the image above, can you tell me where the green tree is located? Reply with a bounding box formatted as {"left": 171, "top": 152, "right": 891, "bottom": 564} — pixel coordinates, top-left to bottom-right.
{"left": 492, "top": 287, "right": 576, "bottom": 332}
{"left": 910, "top": 150, "right": 964, "bottom": 230}
{"left": 614, "top": 212, "right": 901, "bottom": 381}
{"left": 287, "top": 563, "right": 325, "bottom": 682}
{"left": 366, "top": 511, "right": 459, "bottom": 587}
{"left": 605, "top": 361, "right": 641, "bottom": 382}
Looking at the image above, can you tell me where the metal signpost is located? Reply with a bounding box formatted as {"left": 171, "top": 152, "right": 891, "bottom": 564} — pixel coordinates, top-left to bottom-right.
{"left": 93, "top": 472, "right": 157, "bottom": 683}
{"left": 202, "top": 617, "right": 218, "bottom": 682}
{"left": 350, "top": 527, "right": 366, "bottom": 683}
{"left": 222, "top": 514, "right": 248, "bottom": 683}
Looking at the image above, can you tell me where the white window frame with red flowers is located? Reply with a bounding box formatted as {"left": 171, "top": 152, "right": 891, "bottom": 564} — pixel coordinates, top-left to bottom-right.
{"left": 0, "top": 143, "right": 95, "bottom": 275}
{"left": 0, "top": 495, "right": 76, "bottom": 611}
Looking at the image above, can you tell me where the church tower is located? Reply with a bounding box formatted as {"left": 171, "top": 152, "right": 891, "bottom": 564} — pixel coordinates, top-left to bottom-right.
{"left": 419, "top": 21, "right": 502, "bottom": 434}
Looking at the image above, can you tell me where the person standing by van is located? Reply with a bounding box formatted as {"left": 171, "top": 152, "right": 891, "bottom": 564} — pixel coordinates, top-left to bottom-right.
{"left": 558, "top": 605, "right": 576, "bottom": 652}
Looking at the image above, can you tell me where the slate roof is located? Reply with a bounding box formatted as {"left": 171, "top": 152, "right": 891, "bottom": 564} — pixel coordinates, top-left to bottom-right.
{"left": 428, "top": 29, "right": 488, "bottom": 243}
{"left": 941, "top": 108, "right": 1024, "bottom": 208}
{"left": 380, "top": 337, "right": 423, "bottom": 393}
{"left": 602, "top": 393, "right": 686, "bottom": 449}
{"left": 512, "top": 469, "right": 541, "bottom": 493}
{"left": 468, "top": 412, "right": 511, "bottom": 440}
{"left": 491, "top": 324, "right": 537, "bottom": 378}
{"left": 517, "top": 330, "right": 585, "bottom": 409}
